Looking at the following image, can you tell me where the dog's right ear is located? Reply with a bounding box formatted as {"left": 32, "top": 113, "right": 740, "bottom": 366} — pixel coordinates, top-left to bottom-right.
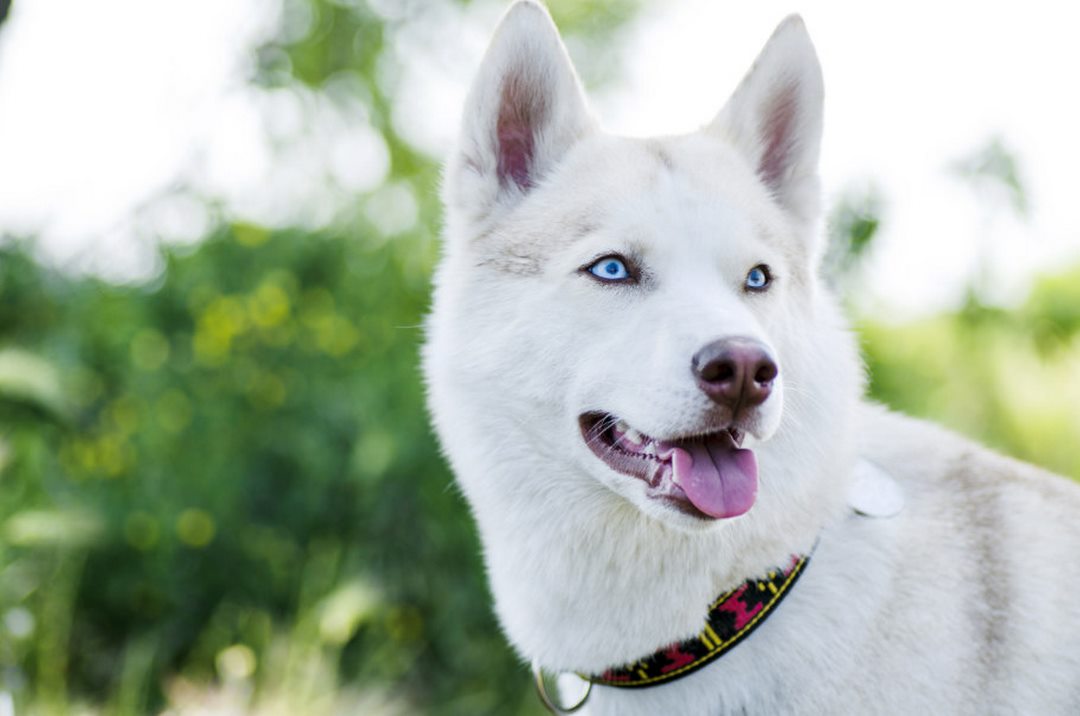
{"left": 446, "top": 1, "right": 595, "bottom": 224}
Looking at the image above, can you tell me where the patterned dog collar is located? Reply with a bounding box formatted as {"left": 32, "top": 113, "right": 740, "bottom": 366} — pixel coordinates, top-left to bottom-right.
{"left": 587, "top": 552, "right": 811, "bottom": 688}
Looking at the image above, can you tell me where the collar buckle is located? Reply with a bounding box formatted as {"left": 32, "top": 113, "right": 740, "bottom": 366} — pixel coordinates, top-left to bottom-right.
{"left": 533, "top": 662, "right": 592, "bottom": 714}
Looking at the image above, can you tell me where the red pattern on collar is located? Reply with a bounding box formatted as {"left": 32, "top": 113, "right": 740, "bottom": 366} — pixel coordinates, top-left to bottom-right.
{"left": 587, "top": 553, "right": 811, "bottom": 688}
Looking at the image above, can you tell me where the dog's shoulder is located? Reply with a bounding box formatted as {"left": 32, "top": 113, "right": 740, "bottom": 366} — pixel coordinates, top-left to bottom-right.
{"left": 857, "top": 401, "right": 1080, "bottom": 511}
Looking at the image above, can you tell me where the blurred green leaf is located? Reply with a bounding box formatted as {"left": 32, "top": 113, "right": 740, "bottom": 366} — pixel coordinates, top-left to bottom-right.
{"left": 0, "top": 348, "right": 67, "bottom": 421}
{"left": 2, "top": 509, "right": 104, "bottom": 547}
{"left": 951, "top": 137, "right": 1028, "bottom": 217}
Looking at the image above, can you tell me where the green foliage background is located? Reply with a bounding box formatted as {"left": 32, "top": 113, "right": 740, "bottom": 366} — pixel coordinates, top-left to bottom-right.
{"left": 0, "top": 1, "right": 1078, "bottom": 714}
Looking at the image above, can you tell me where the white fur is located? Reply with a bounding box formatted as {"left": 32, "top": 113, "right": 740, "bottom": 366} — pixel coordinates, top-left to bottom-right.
{"left": 424, "top": 3, "right": 1080, "bottom": 713}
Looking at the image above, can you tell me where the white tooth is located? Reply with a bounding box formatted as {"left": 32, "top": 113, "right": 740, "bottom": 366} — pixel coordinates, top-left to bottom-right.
{"left": 615, "top": 420, "right": 630, "bottom": 433}
{"left": 671, "top": 470, "right": 681, "bottom": 486}
{"left": 625, "top": 428, "right": 644, "bottom": 445}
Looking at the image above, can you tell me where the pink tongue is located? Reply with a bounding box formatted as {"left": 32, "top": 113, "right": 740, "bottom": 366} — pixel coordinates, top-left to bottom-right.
{"left": 671, "top": 440, "right": 758, "bottom": 518}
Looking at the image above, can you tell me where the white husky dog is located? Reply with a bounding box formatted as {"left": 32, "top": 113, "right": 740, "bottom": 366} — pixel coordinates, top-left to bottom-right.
{"left": 424, "top": 2, "right": 1080, "bottom": 713}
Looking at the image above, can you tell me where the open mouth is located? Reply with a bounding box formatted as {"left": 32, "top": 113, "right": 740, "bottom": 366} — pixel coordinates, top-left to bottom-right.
{"left": 579, "top": 412, "right": 758, "bottom": 520}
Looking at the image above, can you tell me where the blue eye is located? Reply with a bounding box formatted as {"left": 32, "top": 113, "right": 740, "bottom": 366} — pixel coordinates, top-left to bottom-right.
{"left": 745, "top": 265, "right": 771, "bottom": 291}
{"left": 587, "top": 256, "right": 631, "bottom": 282}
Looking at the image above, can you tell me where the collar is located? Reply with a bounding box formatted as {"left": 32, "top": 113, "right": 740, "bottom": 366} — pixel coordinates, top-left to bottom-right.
{"left": 587, "top": 552, "right": 811, "bottom": 688}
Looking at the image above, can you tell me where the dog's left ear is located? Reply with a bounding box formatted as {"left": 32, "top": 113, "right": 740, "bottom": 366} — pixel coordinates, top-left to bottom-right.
{"left": 709, "top": 16, "right": 824, "bottom": 223}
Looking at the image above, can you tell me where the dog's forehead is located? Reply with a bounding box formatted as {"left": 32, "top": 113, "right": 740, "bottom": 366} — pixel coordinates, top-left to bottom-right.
{"left": 478, "top": 133, "right": 794, "bottom": 270}
{"left": 599, "top": 138, "right": 772, "bottom": 247}
{"left": 557, "top": 133, "right": 765, "bottom": 211}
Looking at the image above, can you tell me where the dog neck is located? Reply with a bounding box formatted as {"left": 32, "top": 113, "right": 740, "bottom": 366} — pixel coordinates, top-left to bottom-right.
{"left": 464, "top": 422, "right": 853, "bottom": 673}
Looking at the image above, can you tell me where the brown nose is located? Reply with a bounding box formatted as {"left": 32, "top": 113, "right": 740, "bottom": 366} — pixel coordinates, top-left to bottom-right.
{"left": 691, "top": 337, "right": 778, "bottom": 410}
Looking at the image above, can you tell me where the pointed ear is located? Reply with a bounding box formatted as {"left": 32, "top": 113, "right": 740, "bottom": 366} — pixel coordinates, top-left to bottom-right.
{"left": 447, "top": 1, "right": 595, "bottom": 223}
{"left": 710, "top": 16, "right": 824, "bottom": 221}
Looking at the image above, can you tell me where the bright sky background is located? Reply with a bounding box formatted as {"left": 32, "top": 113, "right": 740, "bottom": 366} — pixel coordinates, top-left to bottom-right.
{"left": 1, "top": 0, "right": 1078, "bottom": 317}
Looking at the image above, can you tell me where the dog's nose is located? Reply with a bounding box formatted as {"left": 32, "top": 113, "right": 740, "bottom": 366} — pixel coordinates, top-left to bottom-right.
{"left": 692, "top": 337, "right": 778, "bottom": 410}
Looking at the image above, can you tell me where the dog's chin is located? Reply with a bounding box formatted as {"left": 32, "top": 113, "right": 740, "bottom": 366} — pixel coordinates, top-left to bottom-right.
{"left": 578, "top": 411, "right": 777, "bottom": 530}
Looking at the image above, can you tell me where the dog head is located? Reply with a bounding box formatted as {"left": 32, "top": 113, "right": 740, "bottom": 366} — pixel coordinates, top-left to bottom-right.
{"left": 427, "top": 0, "right": 858, "bottom": 536}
